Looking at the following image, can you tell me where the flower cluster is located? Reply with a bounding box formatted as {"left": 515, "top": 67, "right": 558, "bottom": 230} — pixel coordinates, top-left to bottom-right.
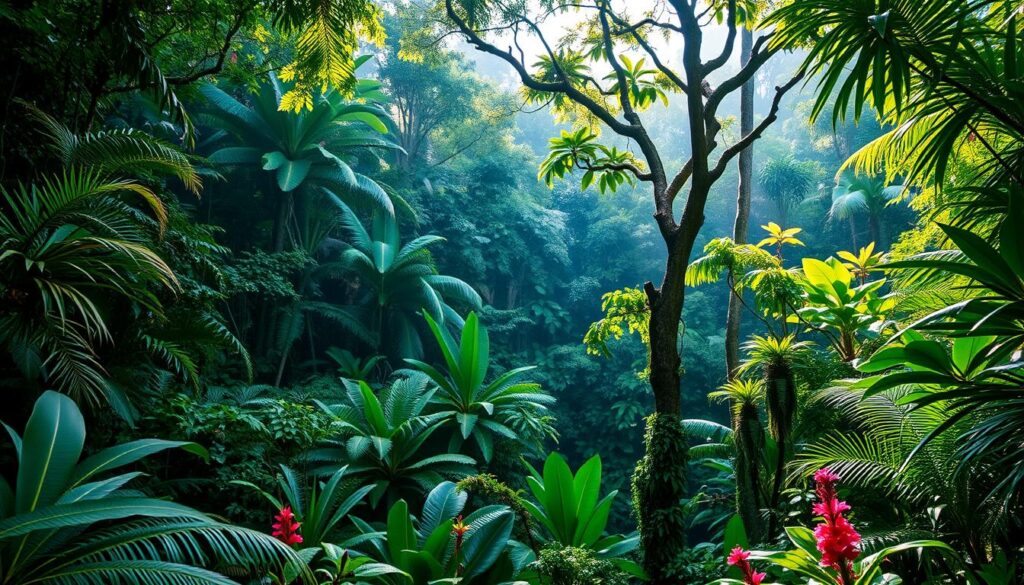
{"left": 812, "top": 468, "right": 860, "bottom": 583}
{"left": 727, "top": 546, "right": 766, "bottom": 585}
{"left": 271, "top": 506, "right": 303, "bottom": 546}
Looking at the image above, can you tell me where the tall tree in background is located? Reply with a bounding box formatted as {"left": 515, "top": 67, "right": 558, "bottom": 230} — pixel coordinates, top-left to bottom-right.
{"left": 427, "top": 1, "right": 800, "bottom": 580}
{"left": 727, "top": 23, "right": 756, "bottom": 379}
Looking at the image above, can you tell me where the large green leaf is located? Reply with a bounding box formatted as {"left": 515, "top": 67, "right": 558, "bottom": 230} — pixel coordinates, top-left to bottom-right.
{"left": 0, "top": 498, "right": 210, "bottom": 539}
{"left": 70, "top": 439, "right": 207, "bottom": 488}
{"left": 460, "top": 506, "right": 514, "bottom": 579}
{"left": 16, "top": 391, "right": 86, "bottom": 514}
{"left": 542, "top": 453, "right": 577, "bottom": 544}
{"left": 571, "top": 455, "right": 602, "bottom": 543}
{"left": 386, "top": 500, "right": 415, "bottom": 563}
{"left": 262, "top": 152, "right": 312, "bottom": 192}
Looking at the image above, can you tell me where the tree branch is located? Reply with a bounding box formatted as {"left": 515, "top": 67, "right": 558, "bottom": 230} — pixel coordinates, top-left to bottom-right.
{"left": 444, "top": 0, "right": 637, "bottom": 137}
{"left": 701, "top": 0, "right": 737, "bottom": 75}
{"left": 709, "top": 71, "right": 804, "bottom": 182}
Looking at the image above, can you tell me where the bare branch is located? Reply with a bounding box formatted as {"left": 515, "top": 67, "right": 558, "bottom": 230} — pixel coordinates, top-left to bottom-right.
{"left": 444, "top": 0, "right": 638, "bottom": 137}
{"left": 701, "top": 0, "right": 737, "bottom": 75}
{"left": 709, "top": 71, "right": 805, "bottom": 182}
{"left": 705, "top": 33, "right": 775, "bottom": 117}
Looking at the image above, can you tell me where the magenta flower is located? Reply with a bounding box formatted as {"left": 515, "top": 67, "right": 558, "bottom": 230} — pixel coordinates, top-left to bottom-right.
{"left": 812, "top": 468, "right": 860, "bottom": 584}
{"left": 727, "top": 546, "right": 767, "bottom": 585}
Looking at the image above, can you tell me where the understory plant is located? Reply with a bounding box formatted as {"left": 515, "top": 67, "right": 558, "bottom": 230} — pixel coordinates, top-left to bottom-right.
{"left": 0, "top": 391, "right": 307, "bottom": 584}
{"left": 522, "top": 453, "right": 644, "bottom": 578}
{"left": 709, "top": 469, "right": 955, "bottom": 585}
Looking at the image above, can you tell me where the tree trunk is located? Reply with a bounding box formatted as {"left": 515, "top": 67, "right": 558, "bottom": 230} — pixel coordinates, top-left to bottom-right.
{"left": 868, "top": 212, "right": 882, "bottom": 249}
{"left": 272, "top": 192, "right": 293, "bottom": 253}
{"left": 726, "top": 27, "right": 756, "bottom": 380}
{"left": 735, "top": 404, "right": 764, "bottom": 544}
{"left": 634, "top": 222, "right": 695, "bottom": 583}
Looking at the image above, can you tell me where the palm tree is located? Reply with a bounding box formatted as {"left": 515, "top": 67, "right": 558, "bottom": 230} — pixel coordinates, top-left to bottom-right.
{"left": 757, "top": 155, "right": 817, "bottom": 225}
{"left": 738, "top": 334, "right": 812, "bottom": 533}
{"left": 0, "top": 107, "right": 209, "bottom": 415}
{"left": 709, "top": 378, "right": 766, "bottom": 543}
{"left": 200, "top": 67, "right": 399, "bottom": 252}
{"left": 336, "top": 203, "right": 481, "bottom": 360}
{"left": 0, "top": 391, "right": 307, "bottom": 584}
{"left": 829, "top": 172, "right": 904, "bottom": 248}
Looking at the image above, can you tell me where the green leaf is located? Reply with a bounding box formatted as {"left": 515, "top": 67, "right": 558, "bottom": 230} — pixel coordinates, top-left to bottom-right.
{"left": 16, "top": 391, "right": 86, "bottom": 514}
{"left": 262, "top": 152, "right": 312, "bottom": 192}
{"left": 386, "top": 499, "right": 415, "bottom": 562}
{"left": 460, "top": 507, "right": 514, "bottom": 578}
{"left": 70, "top": 439, "right": 207, "bottom": 488}
{"left": 0, "top": 498, "right": 209, "bottom": 539}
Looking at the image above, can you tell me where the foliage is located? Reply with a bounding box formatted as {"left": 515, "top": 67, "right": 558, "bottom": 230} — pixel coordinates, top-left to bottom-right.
{"left": 632, "top": 413, "right": 689, "bottom": 582}
{"left": 407, "top": 311, "right": 555, "bottom": 462}
{"left": 521, "top": 452, "right": 641, "bottom": 578}
{"left": 311, "top": 377, "right": 476, "bottom": 508}
{"left": 533, "top": 545, "right": 630, "bottom": 585}
{"left": 352, "top": 481, "right": 529, "bottom": 584}
{"left": 234, "top": 464, "right": 374, "bottom": 549}
{"left": 271, "top": 0, "right": 385, "bottom": 112}
{"left": 709, "top": 470, "right": 957, "bottom": 585}
{"left": 326, "top": 347, "right": 384, "bottom": 383}
{"left": 583, "top": 287, "right": 651, "bottom": 376}
{"left": 335, "top": 203, "right": 482, "bottom": 360}
{"left": 0, "top": 391, "right": 308, "bottom": 584}
{"left": 794, "top": 258, "right": 894, "bottom": 361}
{"left": 201, "top": 69, "right": 397, "bottom": 224}
{"left": 755, "top": 223, "right": 805, "bottom": 259}
{"left": 0, "top": 108, "right": 242, "bottom": 418}
{"left": 538, "top": 128, "right": 639, "bottom": 195}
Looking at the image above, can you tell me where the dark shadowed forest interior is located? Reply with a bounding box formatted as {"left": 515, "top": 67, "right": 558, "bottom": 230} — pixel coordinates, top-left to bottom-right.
{"left": 1, "top": 0, "right": 1022, "bottom": 583}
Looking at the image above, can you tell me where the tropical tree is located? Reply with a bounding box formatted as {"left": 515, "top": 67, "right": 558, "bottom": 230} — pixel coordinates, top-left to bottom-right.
{"left": 709, "top": 379, "right": 766, "bottom": 544}
{"left": 426, "top": 2, "right": 804, "bottom": 576}
{"left": 200, "top": 67, "right": 398, "bottom": 252}
{"left": 406, "top": 311, "right": 555, "bottom": 462}
{"left": 757, "top": 155, "right": 817, "bottom": 226}
{"left": 0, "top": 391, "right": 307, "bottom": 584}
{"left": 828, "top": 172, "right": 903, "bottom": 249}
{"left": 311, "top": 376, "right": 476, "bottom": 508}
{"left": 335, "top": 203, "right": 481, "bottom": 360}
{"left": 737, "top": 334, "right": 812, "bottom": 532}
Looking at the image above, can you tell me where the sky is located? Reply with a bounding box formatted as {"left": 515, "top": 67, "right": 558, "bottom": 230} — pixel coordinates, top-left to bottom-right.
{"left": 440, "top": 2, "right": 742, "bottom": 89}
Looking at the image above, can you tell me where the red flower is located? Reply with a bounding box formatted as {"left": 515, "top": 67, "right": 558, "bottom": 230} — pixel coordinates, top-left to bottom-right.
{"left": 727, "top": 546, "right": 767, "bottom": 585}
{"left": 271, "top": 506, "right": 303, "bottom": 546}
{"left": 812, "top": 468, "right": 860, "bottom": 584}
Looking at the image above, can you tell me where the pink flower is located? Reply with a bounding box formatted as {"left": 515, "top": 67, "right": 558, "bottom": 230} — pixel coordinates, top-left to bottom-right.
{"left": 812, "top": 468, "right": 860, "bottom": 583}
{"left": 271, "top": 506, "right": 303, "bottom": 546}
{"left": 727, "top": 546, "right": 751, "bottom": 566}
{"left": 727, "top": 546, "right": 766, "bottom": 585}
